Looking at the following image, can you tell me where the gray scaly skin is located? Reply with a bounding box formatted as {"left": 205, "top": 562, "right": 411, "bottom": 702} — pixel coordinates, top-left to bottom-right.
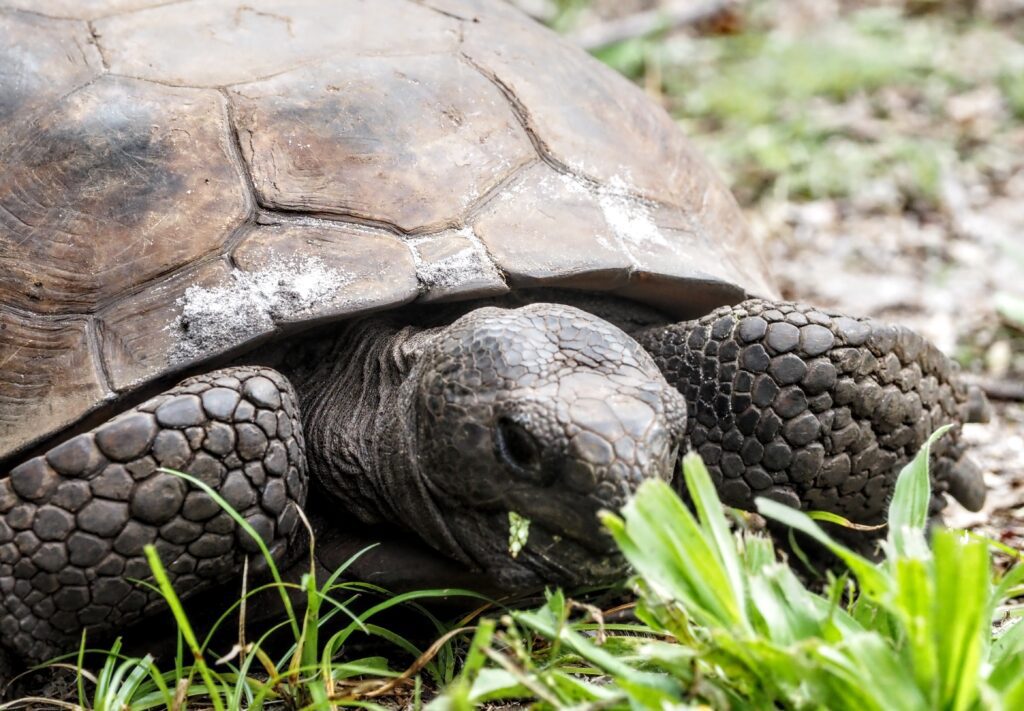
{"left": 0, "top": 369, "right": 307, "bottom": 663}
{"left": 0, "top": 297, "right": 984, "bottom": 668}
{"left": 636, "top": 299, "right": 986, "bottom": 522}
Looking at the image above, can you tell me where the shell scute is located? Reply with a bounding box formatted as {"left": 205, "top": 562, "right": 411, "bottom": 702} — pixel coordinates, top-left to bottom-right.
{"left": 0, "top": 10, "right": 102, "bottom": 124}
{"left": 97, "top": 261, "right": 235, "bottom": 394}
{"left": 473, "top": 163, "right": 634, "bottom": 292}
{"left": 408, "top": 229, "right": 508, "bottom": 303}
{"left": 232, "top": 54, "right": 534, "bottom": 232}
{"left": 0, "top": 76, "right": 248, "bottom": 315}
{"left": 95, "top": 225, "right": 420, "bottom": 396}
{"left": 462, "top": 13, "right": 716, "bottom": 214}
{"left": 231, "top": 224, "right": 419, "bottom": 324}
{"left": 93, "top": 0, "right": 460, "bottom": 88}
{"left": 0, "top": 310, "right": 108, "bottom": 457}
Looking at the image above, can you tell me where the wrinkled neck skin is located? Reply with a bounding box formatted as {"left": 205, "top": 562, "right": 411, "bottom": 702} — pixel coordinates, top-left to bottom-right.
{"left": 285, "top": 318, "right": 475, "bottom": 569}
{"left": 282, "top": 296, "right": 686, "bottom": 592}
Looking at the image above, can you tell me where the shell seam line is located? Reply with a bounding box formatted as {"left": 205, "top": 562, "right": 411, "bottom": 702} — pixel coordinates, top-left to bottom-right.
{"left": 84, "top": 315, "right": 116, "bottom": 400}
{"left": 408, "top": 0, "right": 474, "bottom": 23}
{"left": 218, "top": 88, "right": 260, "bottom": 224}
{"left": 87, "top": 20, "right": 110, "bottom": 70}
{"left": 458, "top": 52, "right": 558, "bottom": 176}
{"left": 255, "top": 206, "right": 417, "bottom": 237}
{"left": 458, "top": 52, "right": 706, "bottom": 228}
{"left": 90, "top": 252, "right": 227, "bottom": 317}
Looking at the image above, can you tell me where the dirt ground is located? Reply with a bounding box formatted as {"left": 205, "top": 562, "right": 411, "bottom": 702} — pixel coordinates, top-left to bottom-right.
{"left": 515, "top": 0, "right": 1024, "bottom": 549}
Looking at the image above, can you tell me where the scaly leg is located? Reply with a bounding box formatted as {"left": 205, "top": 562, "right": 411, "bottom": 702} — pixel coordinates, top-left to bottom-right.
{"left": 638, "top": 300, "right": 986, "bottom": 527}
{"left": 0, "top": 366, "right": 307, "bottom": 663}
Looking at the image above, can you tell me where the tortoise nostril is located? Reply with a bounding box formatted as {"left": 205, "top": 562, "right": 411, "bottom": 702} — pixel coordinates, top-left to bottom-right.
{"left": 495, "top": 417, "right": 543, "bottom": 477}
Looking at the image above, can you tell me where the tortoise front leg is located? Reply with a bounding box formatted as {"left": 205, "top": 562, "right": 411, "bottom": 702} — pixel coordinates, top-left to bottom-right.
{"left": 0, "top": 366, "right": 307, "bottom": 664}
{"left": 637, "top": 300, "right": 986, "bottom": 527}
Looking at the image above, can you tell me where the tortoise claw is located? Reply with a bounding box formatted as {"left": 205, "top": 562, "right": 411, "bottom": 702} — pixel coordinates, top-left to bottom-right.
{"left": 965, "top": 385, "right": 992, "bottom": 424}
{"left": 946, "top": 453, "right": 986, "bottom": 513}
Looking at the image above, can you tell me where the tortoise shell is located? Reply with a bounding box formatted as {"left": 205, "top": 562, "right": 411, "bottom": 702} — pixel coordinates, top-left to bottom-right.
{"left": 0, "top": 0, "right": 774, "bottom": 465}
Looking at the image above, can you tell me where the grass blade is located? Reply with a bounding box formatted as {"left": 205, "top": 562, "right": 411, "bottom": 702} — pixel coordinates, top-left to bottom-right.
{"left": 144, "top": 544, "right": 226, "bottom": 711}
{"left": 933, "top": 529, "right": 989, "bottom": 711}
{"left": 681, "top": 453, "right": 750, "bottom": 629}
{"left": 886, "top": 426, "right": 950, "bottom": 559}
{"left": 158, "top": 468, "right": 300, "bottom": 641}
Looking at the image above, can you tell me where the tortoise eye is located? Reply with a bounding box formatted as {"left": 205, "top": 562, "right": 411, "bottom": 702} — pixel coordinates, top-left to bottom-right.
{"left": 495, "top": 417, "right": 543, "bottom": 477}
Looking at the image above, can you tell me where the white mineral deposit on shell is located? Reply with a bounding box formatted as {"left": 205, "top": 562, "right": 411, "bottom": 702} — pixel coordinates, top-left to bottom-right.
{"left": 598, "top": 175, "right": 672, "bottom": 251}
{"left": 555, "top": 171, "right": 591, "bottom": 197}
{"left": 549, "top": 173, "right": 620, "bottom": 252}
{"left": 419, "top": 245, "right": 480, "bottom": 288}
{"left": 171, "top": 257, "right": 351, "bottom": 360}
{"left": 411, "top": 228, "right": 502, "bottom": 290}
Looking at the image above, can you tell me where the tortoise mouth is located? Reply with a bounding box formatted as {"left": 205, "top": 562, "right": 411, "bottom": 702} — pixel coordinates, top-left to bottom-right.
{"left": 440, "top": 502, "right": 628, "bottom": 590}
{"left": 494, "top": 508, "right": 627, "bottom": 587}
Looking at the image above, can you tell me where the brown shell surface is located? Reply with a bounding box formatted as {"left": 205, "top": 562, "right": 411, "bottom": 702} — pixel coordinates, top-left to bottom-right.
{"left": 0, "top": 0, "right": 775, "bottom": 464}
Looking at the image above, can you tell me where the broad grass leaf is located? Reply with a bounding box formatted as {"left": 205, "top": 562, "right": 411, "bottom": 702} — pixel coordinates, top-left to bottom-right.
{"left": 755, "top": 498, "right": 888, "bottom": 599}
{"left": 989, "top": 638, "right": 1024, "bottom": 706}
{"left": 887, "top": 426, "right": 950, "bottom": 559}
{"left": 466, "top": 669, "right": 531, "bottom": 704}
{"left": 682, "top": 453, "right": 750, "bottom": 628}
{"left": 812, "top": 632, "right": 929, "bottom": 711}
{"left": 892, "top": 556, "right": 938, "bottom": 701}
{"left": 604, "top": 479, "right": 749, "bottom": 631}
{"left": 746, "top": 567, "right": 833, "bottom": 644}
{"left": 933, "top": 529, "right": 989, "bottom": 711}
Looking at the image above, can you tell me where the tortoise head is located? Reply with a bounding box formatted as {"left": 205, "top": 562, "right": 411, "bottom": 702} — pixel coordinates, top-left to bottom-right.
{"left": 400, "top": 303, "right": 686, "bottom": 589}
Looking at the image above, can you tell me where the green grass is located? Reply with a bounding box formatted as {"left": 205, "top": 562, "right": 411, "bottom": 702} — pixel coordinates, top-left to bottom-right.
{"left": 6, "top": 432, "right": 1022, "bottom": 709}
{"left": 434, "top": 430, "right": 1024, "bottom": 709}
{"left": 661, "top": 8, "right": 963, "bottom": 205}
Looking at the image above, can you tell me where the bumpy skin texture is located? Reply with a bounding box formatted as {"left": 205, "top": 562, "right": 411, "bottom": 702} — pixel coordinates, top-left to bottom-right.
{"left": 0, "top": 367, "right": 306, "bottom": 663}
{"left": 638, "top": 299, "right": 985, "bottom": 526}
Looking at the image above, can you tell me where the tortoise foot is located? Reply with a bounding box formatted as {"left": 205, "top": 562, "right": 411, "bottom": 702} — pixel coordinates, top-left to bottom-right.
{"left": 0, "top": 366, "right": 307, "bottom": 665}
{"left": 639, "top": 299, "right": 986, "bottom": 528}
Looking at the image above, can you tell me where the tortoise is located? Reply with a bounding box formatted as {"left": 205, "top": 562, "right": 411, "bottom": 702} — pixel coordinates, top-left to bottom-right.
{"left": 0, "top": 0, "right": 987, "bottom": 669}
